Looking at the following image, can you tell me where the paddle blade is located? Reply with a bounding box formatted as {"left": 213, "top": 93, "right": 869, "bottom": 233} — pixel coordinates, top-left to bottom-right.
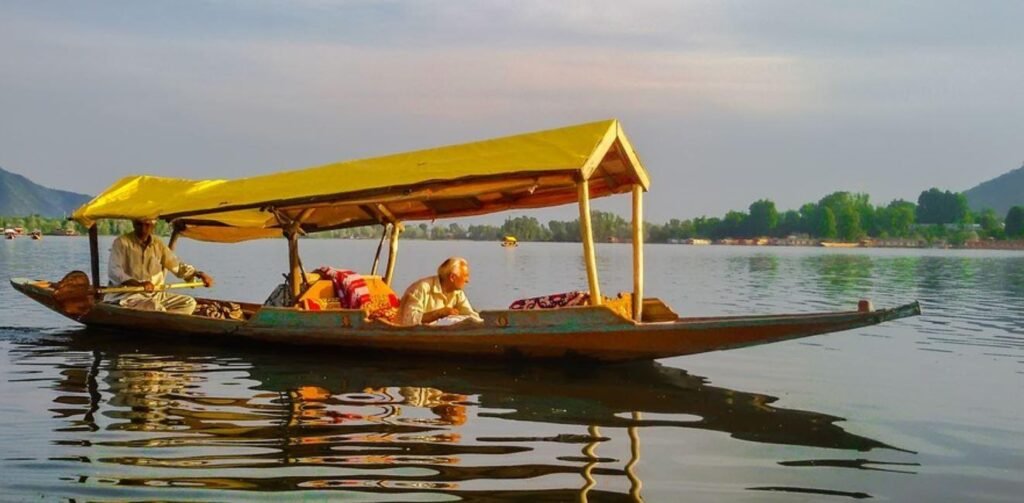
{"left": 52, "top": 270, "right": 96, "bottom": 318}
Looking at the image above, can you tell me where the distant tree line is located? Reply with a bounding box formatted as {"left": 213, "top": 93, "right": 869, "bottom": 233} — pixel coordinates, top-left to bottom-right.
{"left": 4, "top": 188, "right": 1022, "bottom": 244}
{"left": 0, "top": 216, "right": 169, "bottom": 236}
{"left": 383, "top": 188, "right": 1021, "bottom": 245}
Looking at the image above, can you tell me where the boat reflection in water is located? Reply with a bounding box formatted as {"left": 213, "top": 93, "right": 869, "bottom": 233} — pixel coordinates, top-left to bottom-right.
{"left": 30, "top": 331, "right": 912, "bottom": 500}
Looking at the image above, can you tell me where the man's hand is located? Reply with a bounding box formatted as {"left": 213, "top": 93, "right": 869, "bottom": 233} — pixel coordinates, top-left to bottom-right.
{"left": 122, "top": 279, "right": 155, "bottom": 293}
{"left": 423, "top": 307, "right": 459, "bottom": 324}
{"left": 196, "top": 272, "right": 214, "bottom": 288}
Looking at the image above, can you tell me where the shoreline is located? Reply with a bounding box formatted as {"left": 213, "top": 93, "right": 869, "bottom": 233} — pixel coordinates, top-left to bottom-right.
{"left": 9, "top": 234, "right": 1023, "bottom": 250}
{"left": 670, "top": 239, "right": 1024, "bottom": 251}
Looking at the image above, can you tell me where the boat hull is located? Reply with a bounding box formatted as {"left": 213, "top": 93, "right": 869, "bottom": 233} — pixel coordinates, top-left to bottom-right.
{"left": 10, "top": 278, "right": 920, "bottom": 362}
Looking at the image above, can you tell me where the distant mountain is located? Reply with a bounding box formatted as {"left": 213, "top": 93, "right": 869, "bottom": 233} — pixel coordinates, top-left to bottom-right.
{"left": 0, "top": 166, "right": 93, "bottom": 217}
{"left": 964, "top": 163, "right": 1024, "bottom": 217}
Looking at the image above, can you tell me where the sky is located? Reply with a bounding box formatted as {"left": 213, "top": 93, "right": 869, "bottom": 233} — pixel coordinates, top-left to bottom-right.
{"left": 1, "top": 0, "right": 1022, "bottom": 224}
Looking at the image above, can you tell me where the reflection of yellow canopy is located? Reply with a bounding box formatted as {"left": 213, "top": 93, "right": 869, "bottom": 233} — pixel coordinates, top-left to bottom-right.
{"left": 73, "top": 119, "right": 649, "bottom": 243}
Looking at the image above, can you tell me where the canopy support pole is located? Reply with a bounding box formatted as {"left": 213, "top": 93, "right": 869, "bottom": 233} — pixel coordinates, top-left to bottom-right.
{"left": 577, "top": 180, "right": 601, "bottom": 305}
{"left": 632, "top": 185, "right": 644, "bottom": 322}
{"left": 88, "top": 224, "right": 100, "bottom": 290}
{"left": 168, "top": 228, "right": 180, "bottom": 251}
{"left": 287, "top": 231, "right": 302, "bottom": 303}
{"left": 384, "top": 223, "right": 402, "bottom": 286}
{"left": 273, "top": 208, "right": 314, "bottom": 305}
{"left": 370, "top": 224, "right": 388, "bottom": 276}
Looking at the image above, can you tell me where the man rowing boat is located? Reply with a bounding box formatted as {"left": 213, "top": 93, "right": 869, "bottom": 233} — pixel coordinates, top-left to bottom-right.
{"left": 106, "top": 218, "right": 214, "bottom": 315}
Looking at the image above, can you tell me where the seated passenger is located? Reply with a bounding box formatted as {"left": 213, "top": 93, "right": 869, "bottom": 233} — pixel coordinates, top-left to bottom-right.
{"left": 399, "top": 257, "right": 481, "bottom": 325}
{"left": 106, "top": 218, "right": 214, "bottom": 315}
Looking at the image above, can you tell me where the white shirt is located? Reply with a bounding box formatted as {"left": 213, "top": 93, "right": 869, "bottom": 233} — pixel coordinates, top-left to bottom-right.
{"left": 398, "top": 275, "right": 479, "bottom": 325}
{"left": 106, "top": 232, "right": 197, "bottom": 302}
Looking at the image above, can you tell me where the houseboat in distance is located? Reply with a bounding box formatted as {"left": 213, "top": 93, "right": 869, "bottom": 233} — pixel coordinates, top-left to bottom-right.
{"left": 819, "top": 241, "right": 861, "bottom": 248}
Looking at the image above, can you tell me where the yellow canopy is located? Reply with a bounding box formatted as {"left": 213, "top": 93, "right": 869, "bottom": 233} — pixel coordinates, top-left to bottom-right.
{"left": 73, "top": 119, "right": 649, "bottom": 243}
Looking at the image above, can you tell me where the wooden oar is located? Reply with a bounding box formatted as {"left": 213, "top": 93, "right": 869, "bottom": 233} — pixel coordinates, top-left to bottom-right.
{"left": 98, "top": 282, "right": 205, "bottom": 294}
{"left": 52, "top": 270, "right": 206, "bottom": 318}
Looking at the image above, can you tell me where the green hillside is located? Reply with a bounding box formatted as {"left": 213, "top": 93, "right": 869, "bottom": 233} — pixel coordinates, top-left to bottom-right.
{"left": 0, "top": 166, "right": 92, "bottom": 217}
{"left": 964, "top": 164, "right": 1024, "bottom": 216}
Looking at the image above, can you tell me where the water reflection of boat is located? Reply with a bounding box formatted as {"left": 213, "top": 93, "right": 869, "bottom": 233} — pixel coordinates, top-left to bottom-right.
{"left": 27, "top": 332, "right": 908, "bottom": 499}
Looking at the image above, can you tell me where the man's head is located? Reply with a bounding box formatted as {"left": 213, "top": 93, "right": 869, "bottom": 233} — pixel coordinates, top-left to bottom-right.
{"left": 437, "top": 257, "right": 470, "bottom": 291}
{"left": 132, "top": 218, "right": 157, "bottom": 242}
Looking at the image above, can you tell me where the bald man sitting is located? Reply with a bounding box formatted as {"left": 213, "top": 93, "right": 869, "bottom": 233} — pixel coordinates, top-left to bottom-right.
{"left": 399, "top": 257, "right": 482, "bottom": 325}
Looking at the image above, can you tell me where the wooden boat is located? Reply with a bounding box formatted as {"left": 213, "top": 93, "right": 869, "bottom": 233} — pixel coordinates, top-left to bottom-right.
{"left": 819, "top": 241, "right": 861, "bottom": 248}
{"left": 501, "top": 235, "right": 518, "bottom": 247}
{"left": 10, "top": 120, "right": 921, "bottom": 362}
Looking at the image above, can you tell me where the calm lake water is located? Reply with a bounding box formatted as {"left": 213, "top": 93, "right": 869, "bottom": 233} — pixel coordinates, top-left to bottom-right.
{"left": 1, "top": 237, "right": 1022, "bottom": 501}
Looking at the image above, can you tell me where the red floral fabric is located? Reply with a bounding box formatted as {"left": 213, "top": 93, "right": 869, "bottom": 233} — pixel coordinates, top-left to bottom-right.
{"left": 509, "top": 291, "right": 590, "bottom": 310}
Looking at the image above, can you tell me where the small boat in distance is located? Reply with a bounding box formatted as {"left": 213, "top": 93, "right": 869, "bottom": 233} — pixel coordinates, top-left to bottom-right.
{"left": 819, "top": 241, "right": 861, "bottom": 248}
{"left": 11, "top": 119, "right": 921, "bottom": 362}
{"left": 4, "top": 228, "right": 16, "bottom": 240}
{"left": 30, "top": 229, "right": 42, "bottom": 240}
{"left": 501, "top": 235, "right": 518, "bottom": 247}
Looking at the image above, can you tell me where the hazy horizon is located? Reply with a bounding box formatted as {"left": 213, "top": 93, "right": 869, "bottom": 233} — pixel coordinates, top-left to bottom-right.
{"left": 2, "top": 1, "right": 1021, "bottom": 224}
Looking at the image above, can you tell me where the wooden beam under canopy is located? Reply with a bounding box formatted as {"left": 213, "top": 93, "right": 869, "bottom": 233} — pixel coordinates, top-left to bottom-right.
{"left": 287, "top": 231, "right": 302, "bottom": 302}
{"left": 168, "top": 228, "right": 181, "bottom": 251}
{"left": 276, "top": 208, "right": 314, "bottom": 303}
{"left": 384, "top": 223, "right": 402, "bottom": 286}
{"left": 370, "top": 224, "right": 388, "bottom": 276}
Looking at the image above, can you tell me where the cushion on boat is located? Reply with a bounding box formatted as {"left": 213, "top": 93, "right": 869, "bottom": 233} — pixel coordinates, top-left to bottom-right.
{"left": 302, "top": 297, "right": 342, "bottom": 311}
{"left": 301, "top": 268, "right": 400, "bottom": 322}
{"left": 362, "top": 275, "right": 400, "bottom": 322}
{"left": 603, "top": 292, "right": 633, "bottom": 320}
{"left": 509, "top": 291, "right": 590, "bottom": 310}
{"left": 194, "top": 299, "right": 245, "bottom": 320}
{"left": 508, "top": 290, "right": 633, "bottom": 319}
{"left": 314, "top": 267, "right": 370, "bottom": 308}
{"left": 298, "top": 279, "right": 336, "bottom": 301}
